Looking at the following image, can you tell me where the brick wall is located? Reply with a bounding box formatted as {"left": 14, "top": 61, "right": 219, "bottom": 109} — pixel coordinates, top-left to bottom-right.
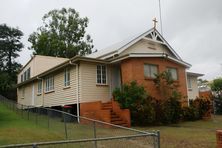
{"left": 121, "top": 57, "right": 188, "bottom": 100}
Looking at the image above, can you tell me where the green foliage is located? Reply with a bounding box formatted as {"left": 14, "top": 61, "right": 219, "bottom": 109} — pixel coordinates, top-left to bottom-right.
{"left": 132, "top": 96, "right": 156, "bottom": 125}
{"left": 28, "top": 8, "right": 93, "bottom": 58}
{"left": 211, "top": 78, "right": 222, "bottom": 97}
{"left": 154, "top": 71, "right": 180, "bottom": 99}
{"left": 182, "top": 98, "right": 211, "bottom": 121}
{"left": 113, "top": 81, "right": 147, "bottom": 109}
{"left": 182, "top": 107, "right": 199, "bottom": 121}
{"left": 0, "top": 24, "right": 23, "bottom": 99}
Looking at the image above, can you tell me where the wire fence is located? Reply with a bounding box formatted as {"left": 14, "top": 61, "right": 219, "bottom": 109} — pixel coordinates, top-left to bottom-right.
{"left": 0, "top": 95, "right": 160, "bottom": 148}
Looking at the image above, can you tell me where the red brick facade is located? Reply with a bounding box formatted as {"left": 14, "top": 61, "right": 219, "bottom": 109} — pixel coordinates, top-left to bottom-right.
{"left": 121, "top": 57, "right": 188, "bottom": 100}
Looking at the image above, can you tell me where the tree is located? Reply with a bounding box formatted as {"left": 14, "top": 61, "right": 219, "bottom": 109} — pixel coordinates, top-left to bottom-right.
{"left": 0, "top": 24, "right": 23, "bottom": 99}
{"left": 28, "top": 8, "right": 93, "bottom": 58}
{"left": 211, "top": 78, "right": 222, "bottom": 98}
{"left": 0, "top": 24, "right": 23, "bottom": 74}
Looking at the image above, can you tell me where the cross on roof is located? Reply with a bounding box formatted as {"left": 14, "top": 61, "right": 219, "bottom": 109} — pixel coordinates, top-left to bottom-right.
{"left": 152, "top": 18, "right": 158, "bottom": 29}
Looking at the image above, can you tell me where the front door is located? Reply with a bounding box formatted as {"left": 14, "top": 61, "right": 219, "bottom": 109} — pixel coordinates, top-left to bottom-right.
{"left": 111, "top": 65, "right": 121, "bottom": 94}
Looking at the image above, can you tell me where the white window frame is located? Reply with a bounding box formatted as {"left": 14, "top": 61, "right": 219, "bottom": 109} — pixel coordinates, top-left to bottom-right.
{"left": 27, "top": 68, "right": 31, "bottom": 79}
{"left": 64, "top": 68, "right": 70, "bottom": 87}
{"left": 21, "top": 87, "right": 25, "bottom": 99}
{"left": 167, "top": 67, "right": 178, "bottom": 80}
{"left": 21, "top": 74, "right": 23, "bottom": 82}
{"left": 188, "top": 77, "right": 192, "bottom": 90}
{"left": 144, "top": 64, "right": 158, "bottom": 78}
{"left": 96, "top": 65, "right": 107, "bottom": 85}
{"left": 37, "top": 80, "right": 42, "bottom": 94}
{"left": 45, "top": 76, "right": 54, "bottom": 92}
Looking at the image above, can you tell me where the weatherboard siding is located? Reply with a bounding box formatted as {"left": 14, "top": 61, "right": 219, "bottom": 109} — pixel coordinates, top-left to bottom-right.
{"left": 18, "top": 66, "right": 77, "bottom": 107}
{"left": 18, "top": 55, "right": 68, "bottom": 83}
{"left": 42, "top": 66, "right": 77, "bottom": 107}
{"left": 187, "top": 75, "right": 199, "bottom": 100}
{"left": 120, "top": 40, "right": 174, "bottom": 57}
{"left": 17, "top": 83, "right": 33, "bottom": 106}
{"left": 79, "top": 61, "right": 110, "bottom": 103}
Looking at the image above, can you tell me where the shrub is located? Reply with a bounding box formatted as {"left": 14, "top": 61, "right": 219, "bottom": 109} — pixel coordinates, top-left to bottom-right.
{"left": 113, "top": 81, "right": 155, "bottom": 125}
{"left": 182, "top": 107, "right": 199, "bottom": 121}
{"left": 155, "top": 97, "right": 182, "bottom": 124}
{"left": 112, "top": 81, "right": 147, "bottom": 110}
{"left": 132, "top": 96, "right": 156, "bottom": 125}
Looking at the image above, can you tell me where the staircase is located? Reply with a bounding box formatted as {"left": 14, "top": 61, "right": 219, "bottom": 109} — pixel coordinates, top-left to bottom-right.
{"left": 102, "top": 102, "right": 128, "bottom": 127}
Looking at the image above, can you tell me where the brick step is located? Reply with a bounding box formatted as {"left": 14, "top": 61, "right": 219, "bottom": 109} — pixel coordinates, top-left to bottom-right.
{"left": 102, "top": 106, "right": 112, "bottom": 110}
{"left": 111, "top": 117, "right": 123, "bottom": 122}
{"left": 111, "top": 120, "right": 127, "bottom": 125}
{"left": 111, "top": 114, "right": 119, "bottom": 118}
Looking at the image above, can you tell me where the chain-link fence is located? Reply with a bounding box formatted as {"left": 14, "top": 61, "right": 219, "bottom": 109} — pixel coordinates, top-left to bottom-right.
{"left": 0, "top": 95, "right": 160, "bottom": 148}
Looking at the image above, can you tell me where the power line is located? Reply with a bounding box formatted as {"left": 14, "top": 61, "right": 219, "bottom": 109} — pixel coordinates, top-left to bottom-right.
{"left": 158, "top": 0, "right": 163, "bottom": 35}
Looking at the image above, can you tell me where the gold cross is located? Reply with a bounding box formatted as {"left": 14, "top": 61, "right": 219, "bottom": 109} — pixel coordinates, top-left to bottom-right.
{"left": 152, "top": 18, "right": 158, "bottom": 29}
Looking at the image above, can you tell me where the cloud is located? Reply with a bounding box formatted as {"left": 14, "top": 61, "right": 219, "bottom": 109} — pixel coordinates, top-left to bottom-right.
{"left": 0, "top": 0, "right": 221, "bottom": 80}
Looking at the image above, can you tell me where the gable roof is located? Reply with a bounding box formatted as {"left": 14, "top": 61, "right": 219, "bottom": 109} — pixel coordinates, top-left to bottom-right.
{"left": 87, "top": 28, "right": 182, "bottom": 60}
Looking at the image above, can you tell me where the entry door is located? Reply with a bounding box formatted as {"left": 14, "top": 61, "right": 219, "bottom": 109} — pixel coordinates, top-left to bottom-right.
{"left": 111, "top": 65, "right": 121, "bottom": 93}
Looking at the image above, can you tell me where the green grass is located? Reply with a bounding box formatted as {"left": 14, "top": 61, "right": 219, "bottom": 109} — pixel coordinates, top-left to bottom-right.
{"left": 1, "top": 102, "right": 221, "bottom": 147}
{"left": 0, "top": 103, "right": 64, "bottom": 145}
{"left": 136, "top": 115, "right": 222, "bottom": 148}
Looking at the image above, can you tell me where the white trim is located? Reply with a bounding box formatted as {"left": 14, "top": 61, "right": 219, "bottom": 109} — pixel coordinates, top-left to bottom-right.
{"left": 69, "top": 61, "right": 80, "bottom": 123}
{"left": 97, "top": 28, "right": 182, "bottom": 60}
{"left": 185, "top": 70, "right": 189, "bottom": 107}
{"left": 96, "top": 64, "right": 108, "bottom": 85}
{"left": 110, "top": 53, "right": 191, "bottom": 68}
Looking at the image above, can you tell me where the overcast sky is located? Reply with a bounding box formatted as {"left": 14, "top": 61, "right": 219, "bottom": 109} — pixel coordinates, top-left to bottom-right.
{"left": 0, "top": 0, "right": 221, "bottom": 80}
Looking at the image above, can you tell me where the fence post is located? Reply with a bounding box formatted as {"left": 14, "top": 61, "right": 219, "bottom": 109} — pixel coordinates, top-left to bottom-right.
{"left": 35, "top": 108, "right": 38, "bottom": 126}
{"left": 63, "top": 113, "right": 68, "bottom": 139}
{"left": 32, "top": 143, "right": 37, "bottom": 148}
{"left": 93, "top": 121, "right": 97, "bottom": 148}
{"left": 28, "top": 106, "right": 30, "bottom": 120}
{"left": 21, "top": 104, "right": 23, "bottom": 118}
{"left": 47, "top": 109, "right": 50, "bottom": 130}
{"left": 157, "top": 130, "right": 160, "bottom": 148}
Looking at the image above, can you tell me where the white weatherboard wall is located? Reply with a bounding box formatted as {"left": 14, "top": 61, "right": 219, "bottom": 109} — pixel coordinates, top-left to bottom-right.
{"left": 187, "top": 75, "right": 199, "bottom": 100}
{"left": 18, "top": 55, "right": 68, "bottom": 83}
{"left": 79, "top": 61, "right": 110, "bottom": 103}
{"left": 17, "top": 83, "right": 33, "bottom": 106}
{"left": 120, "top": 40, "right": 174, "bottom": 57}
{"left": 40, "top": 66, "right": 77, "bottom": 107}
{"left": 18, "top": 65, "right": 77, "bottom": 107}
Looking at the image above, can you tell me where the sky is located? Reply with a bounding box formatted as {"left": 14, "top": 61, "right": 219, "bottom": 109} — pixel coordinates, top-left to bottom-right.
{"left": 0, "top": 0, "right": 221, "bottom": 80}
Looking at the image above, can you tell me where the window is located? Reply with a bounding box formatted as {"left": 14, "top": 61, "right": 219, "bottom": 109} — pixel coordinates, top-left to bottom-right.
{"left": 167, "top": 67, "right": 178, "bottom": 80}
{"left": 22, "top": 87, "right": 25, "bottom": 98}
{"left": 97, "top": 65, "right": 107, "bottom": 84}
{"left": 27, "top": 68, "right": 31, "bottom": 79}
{"left": 144, "top": 64, "right": 158, "bottom": 78}
{"left": 64, "top": 68, "right": 70, "bottom": 87}
{"left": 45, "top": 76, "right": 54, "bottom": 92}
{"left": 188, "top": 77, "right": 192, "bottom": 89}
{"left": 24, "top": 71, "right": 27, "bottom": 81}
{"left": 21, "top": 74, "right": 23, "bottom": 82}
{"left": 21, "top": 67, "right": 31, "bottom": 82}
{"left": 38, "top": 80, "right": 42, "bottom": 94}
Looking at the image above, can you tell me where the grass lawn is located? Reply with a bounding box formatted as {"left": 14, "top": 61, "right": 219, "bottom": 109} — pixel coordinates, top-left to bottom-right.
{"left": 136, "top": 115, "right": 222, "bottom": 148}
{"left": 0, "top": 103, "right": 65, "bottom": 145}
{"left": 1, "top": 102, "right": 221, "bottom": 148}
